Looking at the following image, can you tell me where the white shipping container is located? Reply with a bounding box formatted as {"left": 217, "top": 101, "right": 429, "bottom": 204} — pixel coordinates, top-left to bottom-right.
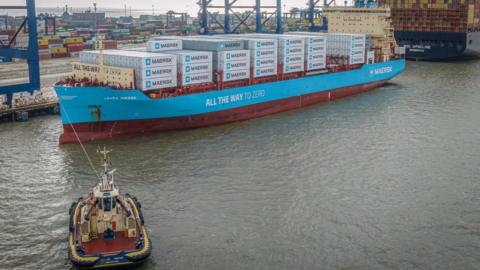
{"left": 182, "top": 72, "right": 212, "bottom": 86}
{"left": 306, "top": 61, "right": 326, "bottom": 71}
{"left": 181, "top": 38, "right": 244, "bottom": 51}
{"left": 142, "top": 65, "right": 177, "bottom": 79}
{"left": 221, "top": 69, "right": 250, "bottom": 82}
{"left": 278, "top": 46, "right": 304, "bottom": 56}
{"left": 307, "top": 45, "right": 326, "bottom": 54}
{"left": 215, "top": 59, "right": 250, "bottom": 72}
{"left": 306, "top": 53, "right": 326, "bottom": 62}
{"left": 253, "top": 57, "right": 276, "bottom": 68}
{"left": 251, "top": 48, "right": 277, "bottom": 60}
{"left": 283, "top": 62, "right": 304, "bottom": 74}
{"left": 253, "top": 65, "right": 277, "bottom": 78}
{"left": 170, "top": 50, "right": 212, "bottom": 65}
{"left": 181, "top": 62, "right": 212, "bottom": 74}
{"left": 80, "top": 50, "right": 177, "bottom": 68}
{"left": 242, "top": 38, "right": 278, "bottom": 50}
{"left": 283, "top": 54, "right": 304, "bottom": 64}
{"left": 213, "top": 50, "right": 250, "bottom": 64}
{"left": 139, "top": 75, "right": 177, "bottom": 91}
{"left": 247, "top": 34, "right": 305, "bottom": 48}
{"left": 146, "top": 39, "right": 182, "bottom": 52}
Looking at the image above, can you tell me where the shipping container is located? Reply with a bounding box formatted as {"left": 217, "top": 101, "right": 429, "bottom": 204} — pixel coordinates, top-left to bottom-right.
{"left": 181, "top": 38, "right": 244, "bottom": 51}
{"left": 146, "top": 38, "right": 182, "bottom": 52}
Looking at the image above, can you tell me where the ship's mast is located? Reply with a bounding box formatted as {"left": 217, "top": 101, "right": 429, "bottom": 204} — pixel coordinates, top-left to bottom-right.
{"left": 98, "top": 146, "right": 110, "bottom": 173}
{"left": 97, "top": 146, "right": 115, "bottom": 190}
{"left": 94, "top": 38, "right": 105, "bottom": 84}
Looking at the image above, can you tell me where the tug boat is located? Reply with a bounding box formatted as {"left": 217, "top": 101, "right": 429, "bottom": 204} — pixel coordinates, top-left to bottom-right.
{"left": 68, "top": 147, "right": 151, "bottom": 269}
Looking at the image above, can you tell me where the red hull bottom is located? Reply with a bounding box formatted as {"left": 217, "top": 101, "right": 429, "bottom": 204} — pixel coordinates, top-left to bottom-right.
{"left": 60, "top": 81, "right": 387, "bottom": 144}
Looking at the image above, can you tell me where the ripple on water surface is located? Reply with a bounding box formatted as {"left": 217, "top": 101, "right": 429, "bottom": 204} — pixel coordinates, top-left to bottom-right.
{"left": 1, "top": 61, "right": 480, "bottom": 270}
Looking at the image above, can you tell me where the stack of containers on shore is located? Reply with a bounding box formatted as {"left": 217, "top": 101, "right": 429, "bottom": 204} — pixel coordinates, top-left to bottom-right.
{"left": 181, "top": 38, "right": 250, "bottom": 83}
{"left": 325, "top": 33, "right": 366, "bottom": 65}
{"left": 218, "top": 36, "right": 278, "bottom": 79}
{"left": 287, "top": 32, "right": 327, "bottom": 71}
{"left": 44, "top": 35, "right": 68, "bottom": 58}
{"left": 38, "top": 38, "right": 50, "bottom": 60}
{"left": 79, "top": 50, "right": 177, "bottom": 91}
{"left": 246, "top": 34, "right": 305, "bottom": 74}
{"left": 64, "top": 37, "right": 85, "bottom": 57}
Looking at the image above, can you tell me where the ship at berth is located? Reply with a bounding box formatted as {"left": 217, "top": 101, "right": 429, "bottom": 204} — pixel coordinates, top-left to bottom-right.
{"left": 376, "top": 0, "right": 480, "bottom": 60}
{"left": 55, "top": 4, "right": 405, "bottom": 144}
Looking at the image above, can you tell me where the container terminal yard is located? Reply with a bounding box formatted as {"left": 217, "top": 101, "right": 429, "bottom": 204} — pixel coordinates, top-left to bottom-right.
{"left": 1, "top": 0, "right": 480, "bottom": 270}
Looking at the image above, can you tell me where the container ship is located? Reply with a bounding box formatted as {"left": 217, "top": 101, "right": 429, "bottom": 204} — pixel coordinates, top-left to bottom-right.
{"left": 54, "top": 5, "right": 405, "bottom": 144}
{"left": 376, "top": 0, "right": 480, "bottom": 60}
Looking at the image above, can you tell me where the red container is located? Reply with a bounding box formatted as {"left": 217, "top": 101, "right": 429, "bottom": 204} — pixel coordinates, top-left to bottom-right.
{"left": 102, "top": 40, "right": 118, "bottom": 49}
{"left": 38, "top": 44, "right": 48, "bottom": 50}
{"left": 40, "top": 54, "right": 52, "bottom": 60}
{"left": 51, "top": 52, "right": 69, "bottom": 59}
{"left": 66, "top": 42, "right": 85, "bottom": 52}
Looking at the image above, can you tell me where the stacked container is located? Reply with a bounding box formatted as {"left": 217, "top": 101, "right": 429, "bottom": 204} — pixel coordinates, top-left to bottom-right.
{"left": 146, "top": 38, "right": 183, "bottom": 52}
{"left": 79, "top": 50, "right": 177, "bottom": 91}
{"left": 180, "top": 38, "right": 249, "bottom": 83}
{"left": 325, "top": 33, "right": 366, "bottom": 65}
{"left": 288, "top": 33, "right": 327, "bottom": 71}
{"left": 166, "top": 50, "right": 213, "bottom": 86}
{"left": 212, "top": 50, "right": 250, "bottom": 82}
{"left": 246, "top": 34, "right": 305, "bottom": 74}
{"left": 236, "top": 37, "right": 278, "bottom": 78}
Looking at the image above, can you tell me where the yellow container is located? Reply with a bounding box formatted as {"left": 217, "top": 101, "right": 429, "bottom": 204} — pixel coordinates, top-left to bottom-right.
{"left": 50, "top": 47, "right": 67, "bottom": 54}
{"left": 43, "top": 35, "right": 59, "bottom": 40}
{"left": 38, "top": 39, "right": 48, "bottom": 46}
{"left": 63, "top": 37, "right": 84, "bottom": 44}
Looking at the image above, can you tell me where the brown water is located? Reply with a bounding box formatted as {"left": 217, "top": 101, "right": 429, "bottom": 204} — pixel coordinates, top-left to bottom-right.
{"left": 1, "top": 60, "right": 480, "bottom": 269}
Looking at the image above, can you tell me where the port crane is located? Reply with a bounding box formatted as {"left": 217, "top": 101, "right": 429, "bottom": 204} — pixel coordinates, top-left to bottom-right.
{"left": 198, "top": 0, "right": 331, "bottom": 34}
{"left": 0, "top": 0, "right": 40, "bottom": 107}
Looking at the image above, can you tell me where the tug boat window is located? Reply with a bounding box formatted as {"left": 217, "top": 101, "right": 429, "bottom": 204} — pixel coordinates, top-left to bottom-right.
{"left": 103, "top": 197, "right": 112, "bottom": 212}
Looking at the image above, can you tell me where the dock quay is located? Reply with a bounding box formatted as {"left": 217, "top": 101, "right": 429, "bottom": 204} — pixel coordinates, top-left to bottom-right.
{"left": 0, "top": 101, "right": 58, "bottom": 122}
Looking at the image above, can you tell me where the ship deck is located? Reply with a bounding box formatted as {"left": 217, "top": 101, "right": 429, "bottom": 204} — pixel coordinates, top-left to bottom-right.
{"left": 82, "top": 232, "right": 137, "bottom": 255}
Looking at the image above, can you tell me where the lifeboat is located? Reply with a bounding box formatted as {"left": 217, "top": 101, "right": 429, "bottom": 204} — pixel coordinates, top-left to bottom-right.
{"left": 68, "top": 147, "right": 151, "bottom": 269}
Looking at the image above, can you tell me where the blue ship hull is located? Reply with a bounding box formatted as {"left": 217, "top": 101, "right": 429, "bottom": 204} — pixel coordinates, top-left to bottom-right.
{"left": 55, "top": 60, "right": 405, "bottom": 143}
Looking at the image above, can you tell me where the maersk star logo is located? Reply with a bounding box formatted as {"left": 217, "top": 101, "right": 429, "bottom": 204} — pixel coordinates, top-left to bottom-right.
{"left": 146, "top": 59, "right": 151, "bottom": 66}
{"left": 186, "top": 55, "right": 191, "bottom": 62}
{"left": 155, "top": 43, "right": 160, "bottom": 49}
{"left": 226, "top": 53, "right": 231, "bottom": 60}
{"left": 226, "top": 73, "right": 231, "bottom": 80}
{"left": 146, "top": 81, "right": 151, "bottom": 88}
{"left": 146, "top": 70, "right": 151, "bottom": 77}
{"left": 370, "top": 69, "right": 374, "bottom": 75}
{"left": 226, "top": 63, "right": 231, "bottom": 70}
{"left": 186, "top": 66, "right": 191, "bottom": 73}
{"left": 186, "top": 76, "right": 191, "bottom": 83}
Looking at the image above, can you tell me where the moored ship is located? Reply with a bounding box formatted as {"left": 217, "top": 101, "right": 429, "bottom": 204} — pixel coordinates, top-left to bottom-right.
{"left": 55, "top": 5, "right": 405, "bottom": 144}
{"left": 377, "top": 0, "right": 480, "bottom": 60}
